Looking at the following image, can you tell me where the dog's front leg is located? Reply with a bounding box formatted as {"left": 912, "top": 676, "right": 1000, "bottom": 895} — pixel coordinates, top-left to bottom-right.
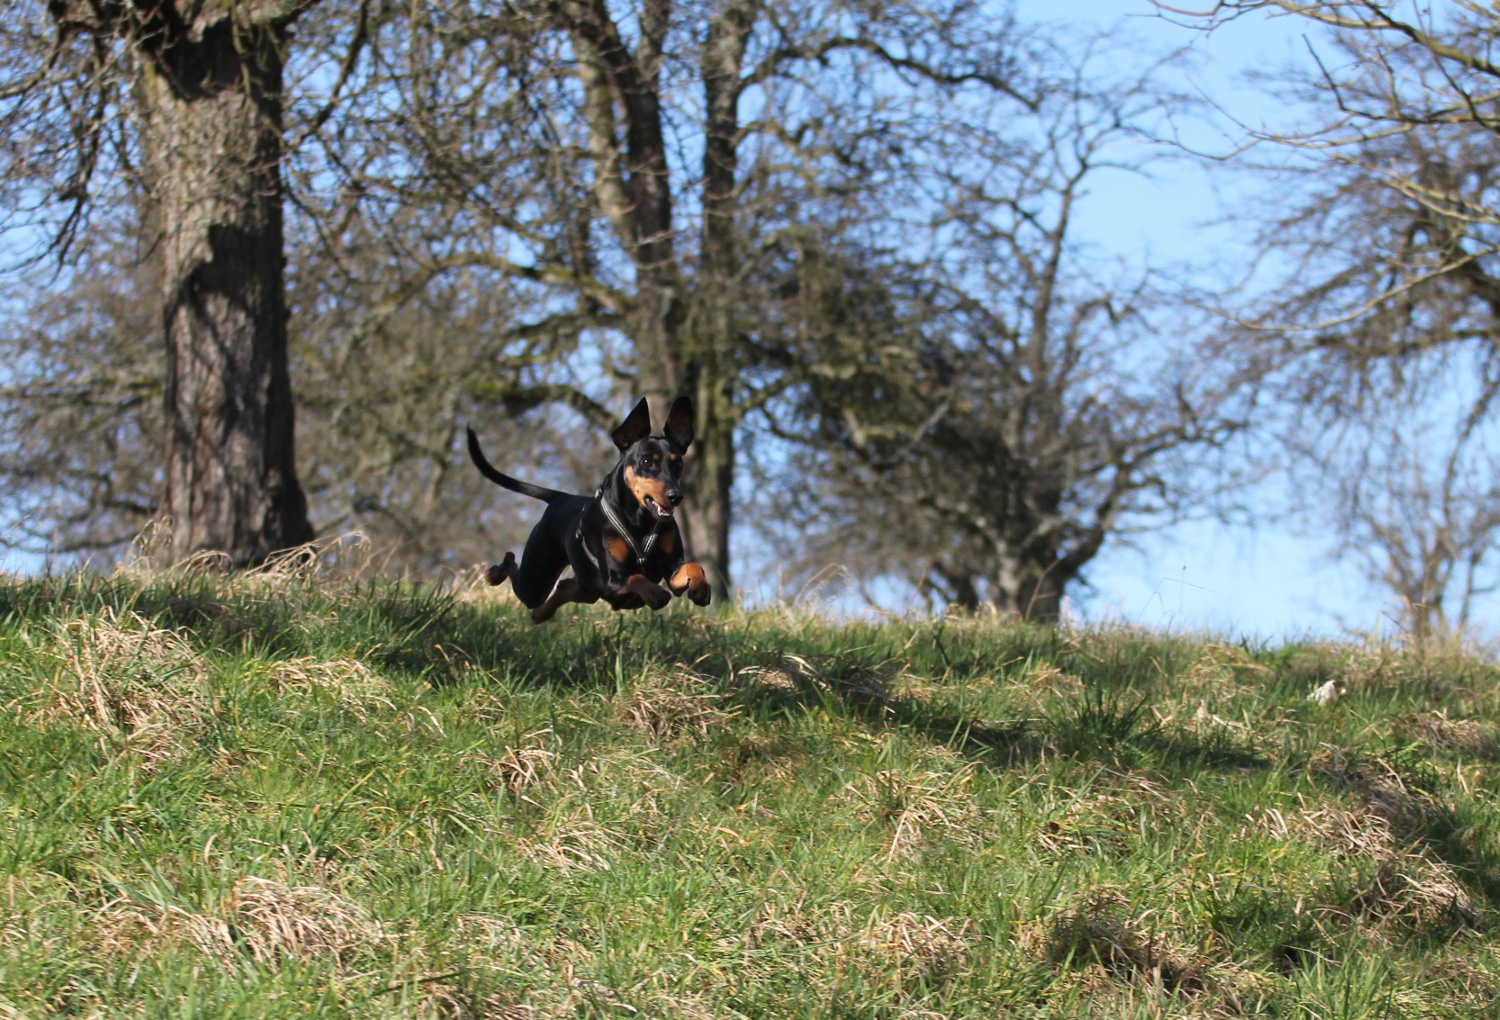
{"left": 614, "top": 574, "right": 671, "bottom": 610}
{"left": 668, "top": 562, "right": 713, "bottom": 606}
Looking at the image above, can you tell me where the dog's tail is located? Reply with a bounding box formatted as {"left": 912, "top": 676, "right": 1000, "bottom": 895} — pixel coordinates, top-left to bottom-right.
{"left": 466, "top": 427, "right": 569, "bottom": 504}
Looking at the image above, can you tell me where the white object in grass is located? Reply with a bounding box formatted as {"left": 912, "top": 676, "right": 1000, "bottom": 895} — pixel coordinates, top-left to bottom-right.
{"left": 1307, "top": 680, "right": 1340, "bottom": 706}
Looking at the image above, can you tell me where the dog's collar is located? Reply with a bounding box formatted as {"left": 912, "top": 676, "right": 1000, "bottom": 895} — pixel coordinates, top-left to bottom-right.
{"left": 595, "top": 488, "right": 666, "bottom": 564}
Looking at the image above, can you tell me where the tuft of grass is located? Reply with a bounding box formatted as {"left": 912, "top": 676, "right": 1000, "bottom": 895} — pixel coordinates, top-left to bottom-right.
{"left": 0, "top": 567, "right": 1499, "bottom": 1016}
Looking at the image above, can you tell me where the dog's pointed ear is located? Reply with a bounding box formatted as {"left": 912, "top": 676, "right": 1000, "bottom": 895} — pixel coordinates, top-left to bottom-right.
{"left": 611, "top": 398, "right": 652, "bottom": 452}
{"left": 664, "top": 396, "right": 694, "bottom": 451}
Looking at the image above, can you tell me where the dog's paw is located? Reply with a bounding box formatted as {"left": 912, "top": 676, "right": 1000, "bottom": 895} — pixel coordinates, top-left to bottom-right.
{"left": 689, "top": 581, "right": 712, "bottom": 607}
{"left": 643, "top": 584, "right": 672, "bottom": 610}
{"left": 486, "top": 552, "right": 517, "bottom": 587}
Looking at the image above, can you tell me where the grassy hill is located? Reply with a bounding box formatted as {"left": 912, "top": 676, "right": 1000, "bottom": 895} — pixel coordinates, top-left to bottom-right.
{"left": 0, "top": 563, "right": 1498, "bottom": 1018}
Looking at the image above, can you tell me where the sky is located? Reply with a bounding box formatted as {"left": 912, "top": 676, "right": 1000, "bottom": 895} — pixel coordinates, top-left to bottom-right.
{"left": 996, "top": 0, "right": 1414, "bottom": 639}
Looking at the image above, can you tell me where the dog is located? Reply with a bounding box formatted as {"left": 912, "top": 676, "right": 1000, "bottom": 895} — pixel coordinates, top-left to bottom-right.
{"left": 466, "top": 396, "right": 713, "bottom": 623}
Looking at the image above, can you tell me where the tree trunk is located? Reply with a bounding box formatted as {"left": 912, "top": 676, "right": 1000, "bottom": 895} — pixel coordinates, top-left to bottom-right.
{"left": 1012, "top": 573, "right": 1065, "bottom": 623}
{"left": 136, "top": 14, "right": 314, "bottom": 566}
{"left": 681, "top": 0, "right": 756, "bottom": 602}
{"left": 989, "top": 552, "right": 1068, "bottom": 622}
{"left": 564, "top": 0, "right": 752, "bottom": 600}
{"left": 682, "top": 353, "right": 735, "bottom": 598}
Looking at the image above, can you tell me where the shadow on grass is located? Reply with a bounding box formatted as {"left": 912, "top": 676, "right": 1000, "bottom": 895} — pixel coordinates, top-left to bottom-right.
{"left": 0, "top": 575, "right": 1294, "bottom": 782}
{"left": 1300, "top": 745, "right": 1500, "bottom": 920}
{"left": 714, "top": 650, "right": 1277, "bottom": 778}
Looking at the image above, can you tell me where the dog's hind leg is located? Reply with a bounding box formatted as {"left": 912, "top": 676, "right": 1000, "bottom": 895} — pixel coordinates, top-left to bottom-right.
{"left": 486, "top": 551, "right": 518, "bottom": 587}
{"left": 509, "top": 535, "right": 569, "bottom": 609}
{"left": 531, "top": 576, "right": 598, "bottom": 623}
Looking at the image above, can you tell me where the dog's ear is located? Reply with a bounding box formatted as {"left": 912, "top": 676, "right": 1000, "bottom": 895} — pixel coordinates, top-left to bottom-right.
{"left": 664, "top": 396, "right": 694, "bottom": 451}
{"left": 611, "top": 398, "right": 652, "bottom": 451}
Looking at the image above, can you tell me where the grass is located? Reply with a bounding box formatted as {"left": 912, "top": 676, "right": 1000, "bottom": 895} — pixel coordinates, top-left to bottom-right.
{"left": 1, "top": 561, "right": 1499, "bottom": 1017}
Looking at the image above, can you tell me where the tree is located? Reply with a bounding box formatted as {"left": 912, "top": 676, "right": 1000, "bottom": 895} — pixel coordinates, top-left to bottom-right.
{"left": 1181, "top": 2, "right": 1500, "bottom": 366}
{"left": 0, "top": 181, "right": 611, "bottom": 573}
{"left": 759, "top": 60, "right": 1239, "bottom": 619}
{"left": 287, "top": 212, "right": 617, "bottom": 573}
{"left": 0, "top": 0, "right": 1168, "bottom": 605}
{"left": 1179, "top": 1, "right": 1500, "bottom": 635}
{"left": 0, "top": 213, "right": 162, "bottom": 556}
{"left": 1315, "top": 375, "right": 1500, "bottom": 639}
{"left": 310, "top": 0, "right": 1039, "bottom": 601}
{"left": 0, "top": 0, "right": 317, "bottom": 566}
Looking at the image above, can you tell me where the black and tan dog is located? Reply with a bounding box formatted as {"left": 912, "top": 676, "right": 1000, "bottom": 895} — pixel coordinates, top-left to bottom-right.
{"left": 466, "top": 396, "right": 712, "bottom": 623}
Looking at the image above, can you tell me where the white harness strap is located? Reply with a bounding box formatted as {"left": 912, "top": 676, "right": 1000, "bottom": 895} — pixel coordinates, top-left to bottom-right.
{"left": 595, "top": 489, "right": 665, "bottom": 565}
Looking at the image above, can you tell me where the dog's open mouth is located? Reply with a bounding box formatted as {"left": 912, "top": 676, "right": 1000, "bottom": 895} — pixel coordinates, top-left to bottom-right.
{"left": 644, "top": 496, "right": 674, "bottom": 518}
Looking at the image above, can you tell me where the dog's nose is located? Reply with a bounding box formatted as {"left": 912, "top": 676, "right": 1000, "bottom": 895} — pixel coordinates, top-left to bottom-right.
{"left": 667, "top": 489, "right": 683, "bottom": 506}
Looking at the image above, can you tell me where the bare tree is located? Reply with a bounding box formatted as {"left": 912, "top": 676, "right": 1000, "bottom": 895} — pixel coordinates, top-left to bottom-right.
{"left": 286, "top": 211, "right": 617, "bottom": 572}
{"left": 0, "top": 0, "right": 1190, "bottom": 604}
{"left": 1316, "top": 374, "right": 1500, "bottom": 639}
{"left": 0, "top": 0, "right": 319, "bottom": 566}
{"left": 0, "top": 1, "right": 614, "bottom": 570}
{"left": 1175, "top": 1, "right": 1500, "bottom": 635}
{"left": 0, "top": 181, "right": 612, "bottom": 572}
{"left": 0, "top": 212, "right": 162, "bottom": 555}
{"left": 308, "top": 0, "right": 1043, "bottom": 601}
{"left": 758, "top": 60, "right": 1240, "bottom": 619}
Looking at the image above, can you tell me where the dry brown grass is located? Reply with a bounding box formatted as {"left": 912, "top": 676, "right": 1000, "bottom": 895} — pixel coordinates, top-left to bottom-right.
{"left": 1251, "top": 803, "right": 1393, "bottom": 859}
{"left": 1034, "top": 773, "right": 1182, "bottom": 856}
{"left": 251, "top": 655, "right": 395, "bottom": 720}
{"left": 618, "top": 667, "right": 734, "bottom": 744}
{"left": 1151, "top": 699, "right": 1254, "bottom": 743}
{"left": 739, "top": 654, "right": 894, "bottom": 703}
{"left": 1042, "top": 890, "right": 1211, "bottom": 995}
{"left": 92, "top": 876, "right": 383, "bottom": 969}
{"left": 736, "top": 900, "right": 977, "bottom": 994}
{"left": 1146, "top": 645, "right": 1272, "bottom": 748}
{"left": 416, "top": 916, "right": 601, "bottom": 1019}
{"left": 421, "top": 979, "right": 637, "bottom": 1020}
{"left": 1177, "top": 644, "right": 1269, "bottom": 701}
{"left": 30, "top": 608, "right": 208, "bottom": 765}
{"left": 115, "top": 525, "right": 388, "bottom": 591}
{"left": 418, "top": 986, "right": 538, "bottom": 1020}
{"left": 513, "top": 806, "right": 622, "bottom": 874}
{"left": 547, "top": 749, "right": 690, "bottom": 854}
{"left": 1022, "top": 662, "right": 1085, "bottom": 698}
{"left": 1355, "top": 856, "right": 1484, "bottom": 932}
{"left": 416, "top": 916, "right": 649, "bottom": 1020}
{"left": 716, "top": 733, "right": 807, "bottom": 785}
{"left": 1246, "top": 796, "right": 1484, "bottom": 935}
{"left": 226, "top": 877, "right": 381, "bottom": 964}
{"left": 1396, "top": 710, "right": 1500, "bottom": 759}
{"left": 1306, "top": 745, "right": 1440, "bottom": 834}
{"left": 467, "top": 730, "right": 559, "bottom": 801}
{"left": 842, "top": 764, "right": 988, "bottom": 859}
{"left": 1420, "top": 956, "right": 1500, "bottom": 1007}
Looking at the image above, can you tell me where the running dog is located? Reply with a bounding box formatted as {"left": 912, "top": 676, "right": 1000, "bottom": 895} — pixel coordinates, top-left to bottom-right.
{"left": 466, "top": 397, "right": 712, "bottom": 623}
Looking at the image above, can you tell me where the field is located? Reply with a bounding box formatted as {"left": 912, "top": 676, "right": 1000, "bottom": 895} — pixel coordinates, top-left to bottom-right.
{"left": 1, "top": 562, "right": 1499, "bottom": 1018}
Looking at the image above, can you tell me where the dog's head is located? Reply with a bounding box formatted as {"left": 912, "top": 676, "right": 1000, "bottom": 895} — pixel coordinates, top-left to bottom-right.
{"left": 610, "top": 396, "right": 694, "bottom": 519}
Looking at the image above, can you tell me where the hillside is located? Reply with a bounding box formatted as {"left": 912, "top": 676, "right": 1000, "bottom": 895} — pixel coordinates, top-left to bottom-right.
{"left": 0, "top": 564, "right": 1497, "bottom": 1017}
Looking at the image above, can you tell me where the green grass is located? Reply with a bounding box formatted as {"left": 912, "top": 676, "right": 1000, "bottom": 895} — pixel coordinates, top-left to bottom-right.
{"left": 1, "top": 566, "right": 1499, "bottom": 1017}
